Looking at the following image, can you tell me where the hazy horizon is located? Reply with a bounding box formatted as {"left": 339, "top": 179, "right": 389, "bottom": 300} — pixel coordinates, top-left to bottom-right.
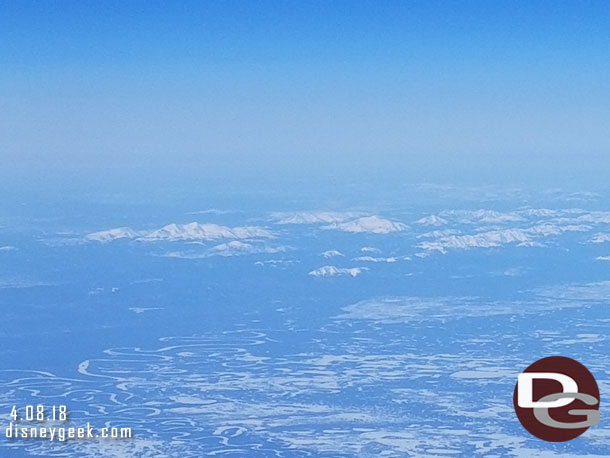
{"left": 2, "top": 1, "right": 610, "bottom": 180}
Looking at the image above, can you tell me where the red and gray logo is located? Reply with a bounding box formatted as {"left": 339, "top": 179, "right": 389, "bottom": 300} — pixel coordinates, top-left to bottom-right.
{"left": 513, "top": 356, "right": 600, "bottom": 441}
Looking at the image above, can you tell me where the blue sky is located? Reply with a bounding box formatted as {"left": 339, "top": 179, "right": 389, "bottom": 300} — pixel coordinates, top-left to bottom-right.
{"left": 1, "top": 1, "right": 610, "bottom": 179}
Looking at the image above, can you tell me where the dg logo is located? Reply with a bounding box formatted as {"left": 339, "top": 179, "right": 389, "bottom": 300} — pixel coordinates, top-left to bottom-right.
{"left": 513, "top": 356, "right": 600, "bottom": 442}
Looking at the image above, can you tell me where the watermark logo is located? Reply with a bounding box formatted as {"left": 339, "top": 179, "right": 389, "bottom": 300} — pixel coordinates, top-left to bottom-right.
{"left": 513, "top": 356, "right": 600, "bottom": 442}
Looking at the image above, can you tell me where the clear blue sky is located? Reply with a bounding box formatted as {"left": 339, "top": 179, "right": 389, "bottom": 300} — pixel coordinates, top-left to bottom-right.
{"left": 1, "top": 1, "right": 610, "bottom": 179}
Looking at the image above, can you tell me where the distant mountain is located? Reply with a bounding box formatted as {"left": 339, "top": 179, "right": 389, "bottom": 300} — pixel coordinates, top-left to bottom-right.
{"left": 86, "top": 222, "right": 272, "bottom": 243}
{"left": 416, "top": 215, "right": 448, "bottom": 226}
{"left": 324, "top": 216, "right": 408, "bottom": 234}
{"left": 271, "top": 211, "right": 362, "bottom": 224}
{"left": 142, "top": 223, "right": 272, "bottom": 241}
{"left": 85, "top": 227, "right": 144, "bottom": 242}
{"left": 309, "top": 265, "right": 365, "bottom": 277}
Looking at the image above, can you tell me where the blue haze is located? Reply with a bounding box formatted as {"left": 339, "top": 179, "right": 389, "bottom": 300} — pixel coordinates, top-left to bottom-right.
{"left": 1, "top": 1, "right": 610, "bottom": 176}
{"left": 2, "top": 2, "right": 610, "bottom": 457}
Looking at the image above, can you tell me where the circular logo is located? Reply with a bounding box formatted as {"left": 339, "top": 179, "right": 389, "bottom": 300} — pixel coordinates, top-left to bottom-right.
{"left": 513, "top": 356, "right": 600, "bottom": 442}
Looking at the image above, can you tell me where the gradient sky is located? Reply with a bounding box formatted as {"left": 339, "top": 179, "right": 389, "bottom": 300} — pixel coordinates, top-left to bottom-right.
{"left": 1, "top": 1, "right": 610, "bottom": 178}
